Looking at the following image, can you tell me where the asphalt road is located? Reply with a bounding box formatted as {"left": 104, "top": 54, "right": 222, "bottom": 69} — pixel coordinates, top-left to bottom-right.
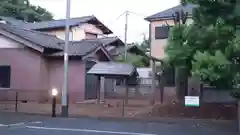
{"left": 0, "top": 112, "right": 238, "bottom": 135}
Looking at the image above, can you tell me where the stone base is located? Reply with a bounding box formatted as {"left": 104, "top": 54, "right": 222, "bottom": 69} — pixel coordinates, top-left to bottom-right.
{"left": 61, "top": 105, "right": 69, "bottom": 117}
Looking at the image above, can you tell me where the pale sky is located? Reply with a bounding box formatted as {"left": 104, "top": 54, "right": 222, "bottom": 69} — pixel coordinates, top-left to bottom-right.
{"left": 30, "top": 0, "right": 180, "bottom": 43}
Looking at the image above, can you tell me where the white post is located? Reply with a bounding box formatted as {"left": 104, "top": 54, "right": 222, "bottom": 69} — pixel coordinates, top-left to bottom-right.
{"left": 61, "top": 0, "right": 71, "bottom": 117}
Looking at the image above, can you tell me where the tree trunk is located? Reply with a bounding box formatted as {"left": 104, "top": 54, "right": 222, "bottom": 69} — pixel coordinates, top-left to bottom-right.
{"left": 175, "top": 67, "right": 188, "bottom": 102}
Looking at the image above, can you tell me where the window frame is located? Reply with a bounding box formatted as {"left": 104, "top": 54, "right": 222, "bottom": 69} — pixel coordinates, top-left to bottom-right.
{"left": 85, "top": 32, "right": 98, "bottom": 39}
{"left": 154, "top": 25, "right": 172, "bottom": 40}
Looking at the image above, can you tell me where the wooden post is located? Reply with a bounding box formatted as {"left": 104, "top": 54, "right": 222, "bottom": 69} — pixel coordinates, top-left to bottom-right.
{"left": 100, "top": 76, "right": 105, "bottom": 103}
{"left": 150, "top": 60, "right": 156, "bottom": 105}
{"left": 238, "top": 101, "right": 240, "bottom": 132}
{"left": 15, "top": 91, "right": 18, "bottom": 113}
{"left": 97, "top": 76, "right": 101, "bottom": 104}
{"left": 158, "top": 72, "right": 165, "bottom": 104}
{"left": 122, "top": 95, "right": 125, "bottom": 116}
{"left": 121, "top": 77, "right": 129, "bottom": 116}
{"left": 125, "top": 78, "right": 129, "bottom": 105}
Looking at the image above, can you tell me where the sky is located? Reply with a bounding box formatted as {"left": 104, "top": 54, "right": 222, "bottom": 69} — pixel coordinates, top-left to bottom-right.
{"left": 30, "top": 0, "right": 180, "bottom": 43}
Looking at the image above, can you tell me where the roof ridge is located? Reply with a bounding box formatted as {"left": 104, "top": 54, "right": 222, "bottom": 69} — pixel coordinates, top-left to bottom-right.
{"left": 145, "top": 3, "right": 197, "bottom": 21}
{"left": 83, "top": 36, "right": 118, "bottom": 41}
{"left": 23, "top": 15, "right": 94, "bottom": 24}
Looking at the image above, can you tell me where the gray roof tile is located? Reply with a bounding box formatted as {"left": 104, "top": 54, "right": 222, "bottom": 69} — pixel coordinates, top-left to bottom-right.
{"left": 18, "top": 15, "right": 113, "bottom": 34}
{"left": 0, "top": 16, "right": 27, "bottom": 26}
{"left": 49, "top": 37, "right": 123, "bottom": 56}
{"left": 87, "top": 62, "right": 136, "bottom": 76}
{"left": 50, "top": 40, "right": 101, "bottom": 56}
{"left": 0, "top": 23, "right": 123, "bottom": 57}
{"left": 20, "top": 16, "right": 93, "bottom": 30}
{"left": 0, "top": 23, "right": 63, "bottom": 50}
{"left": 145, "top": 4, "right": 197, "bottom": 21}
{"left": 84, "top": 36, "right": 124, "bottom": 46}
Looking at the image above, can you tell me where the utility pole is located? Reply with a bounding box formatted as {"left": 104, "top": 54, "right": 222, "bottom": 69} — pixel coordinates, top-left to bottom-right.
{"left": 124, "top": 11, "right": 129, "bottom": 61}
{"left": 61, "top": 0, "right": 70, "bottom": 117}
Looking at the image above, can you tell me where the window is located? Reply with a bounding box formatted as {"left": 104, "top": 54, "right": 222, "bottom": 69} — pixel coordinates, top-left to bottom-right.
{"left": 0, "top": 66, "right": 11, "bottom": 88}
{"left": 85, "top": 32, "right": 97, "bottom": 39}
{"left": 69, "top": 31, "right": 73, "bottom": 40}
{"left": 155, "top": 26, "right": 170, "bottom": 39}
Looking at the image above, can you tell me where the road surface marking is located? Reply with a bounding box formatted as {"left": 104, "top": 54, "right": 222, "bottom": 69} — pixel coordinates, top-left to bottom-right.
{"left": 0, "top": 124, "right": 7, "bottom": 127}
{"left": 30, "top": 121, "right": 42, "bottom": 124}
{"left": 26, "top": 126, "right": 157, "bottom": 135}
{"left": 8, "top": 122, "right": 25, "bottom": 127}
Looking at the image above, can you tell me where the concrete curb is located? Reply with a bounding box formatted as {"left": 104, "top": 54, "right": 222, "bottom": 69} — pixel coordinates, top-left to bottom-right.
{"left": 1, "top": 111, "right": 234, "bottom": 124}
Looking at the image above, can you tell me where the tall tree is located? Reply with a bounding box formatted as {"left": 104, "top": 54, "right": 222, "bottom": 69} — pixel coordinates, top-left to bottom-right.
{"left": 187, "top": 0, "right": 236, "bottom": 89}
{"left": 0, "top": 0, "right": 53, "bottom": 22}
{"left": 165, "top": 0, "right": 237, "bottom": 91}
{"left": 165, "top": 9, "right": 191, "bottom": 101}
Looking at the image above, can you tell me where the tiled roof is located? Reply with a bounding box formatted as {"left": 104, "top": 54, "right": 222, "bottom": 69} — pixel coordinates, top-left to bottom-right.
{"left": 0, "top": 16, "right": 27, "bottom": 26}
{"left": 145, "top": 4, "right": 197, "bottom": 21}
{"left": 18, "top": 15, "right": 113, "bottom": 34}
{"left": 0, "top": 23, "right": 123, "bottom": 57}
{"left": 84, "top": 36, "right": 124, "bottom": 46}
{"left": 20, "top": 16, "right": 93, "bottom": 30}
{"left": 50, "top": 37, "right": 124, "bottom": 56}
{"left": 87, "top": 62, "right": 137, "bottom": 76}
{"left": 0, "top": 23, "right": 63, "bottom": 50}
{"left": 50, "top": 40, "right": 102, "bottom": 56}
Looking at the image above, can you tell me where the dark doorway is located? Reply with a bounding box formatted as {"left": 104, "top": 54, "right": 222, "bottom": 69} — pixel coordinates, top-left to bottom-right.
{"left": 85, "top": 61, "right": 98, "bottom": 100}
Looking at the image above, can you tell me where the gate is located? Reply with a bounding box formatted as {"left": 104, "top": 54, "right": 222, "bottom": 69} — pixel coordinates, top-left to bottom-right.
{"left": 85, "top": 61, "right": 98, "bottom": 100}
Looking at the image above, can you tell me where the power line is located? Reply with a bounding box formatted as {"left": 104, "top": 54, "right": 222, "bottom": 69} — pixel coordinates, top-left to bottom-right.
{"left": 116, "top": 11, "right": 127, "bottom": 20}
{"left": 128, "top": 11, "right": 147, "bottom": 18}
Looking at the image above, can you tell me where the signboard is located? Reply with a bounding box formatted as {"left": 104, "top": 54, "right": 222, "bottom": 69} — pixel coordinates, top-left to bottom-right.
{"left": 185, "top": 96, "right": 200, "bottom": 107}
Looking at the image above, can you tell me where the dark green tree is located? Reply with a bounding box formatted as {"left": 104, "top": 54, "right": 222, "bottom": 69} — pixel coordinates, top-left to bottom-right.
{"left": 139, "top": 34, "right": 150, "bottom": 51}
{"left": 165, "top": 0, "right": 237, "bottom": 91}
{"left": 187, "top": 0, "right": 236, "bottom": 89}
{"left": 164, "top": 8, "right": 191, "bottom": 101}
{"left": 0, "top": 0, "right": 53, "bottom": 22}
{"left": 117, "top": 36, "right": 150, "bottom": 67}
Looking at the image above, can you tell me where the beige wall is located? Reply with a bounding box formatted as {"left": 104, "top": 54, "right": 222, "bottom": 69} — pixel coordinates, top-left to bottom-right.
{"left": 45, "top": 23, "right": 103, "bottom": 41}
{"left": 150, "top": 18, "right": 193, "bottom": 64}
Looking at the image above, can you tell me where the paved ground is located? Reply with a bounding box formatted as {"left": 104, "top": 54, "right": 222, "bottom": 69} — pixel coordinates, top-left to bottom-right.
{"left": 0, "top": 112, "right": 238, "bottom": 135}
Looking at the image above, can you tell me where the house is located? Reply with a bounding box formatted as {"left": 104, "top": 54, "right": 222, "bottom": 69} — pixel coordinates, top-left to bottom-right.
{"left": 0, "top": 22, "right": 124, "bottom": 103}
{"left": 144, "top": 4, "right": 197, "bottom": 67}
{"left": 12, "top": 15, "right": 112, "bottom": 40}
{"left": 2, "top": 15, "right": 124, "bottom": 58}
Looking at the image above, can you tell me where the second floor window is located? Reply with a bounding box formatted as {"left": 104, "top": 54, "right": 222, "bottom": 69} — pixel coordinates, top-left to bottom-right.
{"left": 155, "top": 26, "right": 170, "bottom": 39}
{"left": 85, "top": 32, "right": 97, "bottom": 39}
